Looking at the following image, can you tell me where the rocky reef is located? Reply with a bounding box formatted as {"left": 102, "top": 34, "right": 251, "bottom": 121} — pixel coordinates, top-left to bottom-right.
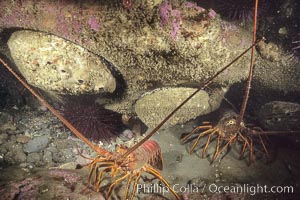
{"left": 1, "top": 1, "right": 300, "bottom": 200}
{"left": 0, "top": 0, "right": 299, "bottom": 127}
{"left": 0, "top": 0, "right": 254, "bottom": 127}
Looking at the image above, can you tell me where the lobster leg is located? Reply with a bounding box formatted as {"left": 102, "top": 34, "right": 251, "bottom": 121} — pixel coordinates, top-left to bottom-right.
{"left": 218, "top": 134, "right": 237, "bottom": 157}
{"left": 181, "top": 125, "right": 213, "bottom": 144}
{"left": 248, "top": 136, "right": 253, "bottom": 163}
{"left": 87, "top": 160, "right": 101, "bottom": 186}
{"left": 251, "top": 127, "right": 270, "bottom": 160}
{"left": 258, "top": 134, "right": 269, "bottom": 159}
{"left": 123, "top": 174, "right": 133, "bottom": 199}
{"left": 201, "top": 128, "right": 219, "bottom": 157}
{"left": 189, "top": 128, "right": 214, "bottom": 154}
{"left": 129, "top": 173, "right": 142, "bottom": 200}
{"left": 88, "top": 162, "right": 113, "bottom": 188}
{"left": 239, "top": 138, "right": 248, "bottom": 159}
{"left": 146, "top": 165, "right": 181, "bottom": 200}
{"left": 88, "top": 157, "right": 112, "bottom": 170}
{"left": 106, "top": 173, "right": 130, "bottom": 199}
{"left": 95, "top": 166, "right": 114, "bottom": 189}
{"left": 76, "top": 148, "right": 94, "bottom": 160}
{"left": 212, "top": 135, "right": 222, "bottom": 161}
{"left": 242, "top": 134, "right": 254, "bottom": 163}
{"left": 238, "top": 133, "right": 251, "bottom": 159}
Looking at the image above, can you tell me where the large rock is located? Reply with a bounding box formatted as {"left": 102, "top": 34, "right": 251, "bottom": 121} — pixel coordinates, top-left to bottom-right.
{"left": 8, "top": 30, "right": 116, "bottom": 95}
{"left": 258, "top": 101, "right": 300, "bottom": 131}
{"left": 134, "top": 87, "right": 213, "bottom": 128}
{"left": 254, "top": 41, "right": 300, "bottom": 93}
{"left": 0, "top": 0, "right": 253, "bottom": 115}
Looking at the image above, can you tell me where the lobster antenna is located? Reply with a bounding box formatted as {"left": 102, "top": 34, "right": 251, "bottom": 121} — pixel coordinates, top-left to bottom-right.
{"left": 0, "top": 57, "right": 111, "bottom": 156}
{"left": 251, "top": 130, "right": 300, "bottom": 136}
{"left": 122, "top": 39, "right": 261, "bottom": 158}
{"left": 236, "top": 0, "right": 259, "bottom": 127}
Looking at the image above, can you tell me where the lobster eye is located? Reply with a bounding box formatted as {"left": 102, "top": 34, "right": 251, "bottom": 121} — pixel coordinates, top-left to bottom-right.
{"left": 227, "top": 120, "right": 236, "bottom": 125}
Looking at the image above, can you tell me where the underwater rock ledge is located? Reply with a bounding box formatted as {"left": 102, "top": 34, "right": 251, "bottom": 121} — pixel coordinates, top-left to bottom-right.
{"left": 1, "top": 0, "right": 298, "bottom": 127}
{"left": 0, "top": 0, "right": 252, "bottom": 102}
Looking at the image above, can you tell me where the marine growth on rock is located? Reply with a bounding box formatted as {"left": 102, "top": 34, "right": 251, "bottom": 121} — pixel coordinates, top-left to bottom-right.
{"left": 8, "top": 30, "right": 116, "bottom": 95}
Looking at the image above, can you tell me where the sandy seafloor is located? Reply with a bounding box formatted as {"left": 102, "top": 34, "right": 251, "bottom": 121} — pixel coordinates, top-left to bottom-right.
{"left": 0, "top": 105, "right": 299, "bottom": 200}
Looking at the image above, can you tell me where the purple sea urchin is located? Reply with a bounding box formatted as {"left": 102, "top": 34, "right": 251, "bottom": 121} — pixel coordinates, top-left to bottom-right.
{"left": 61, "top": 103, "right": 124, "bottom": 143}
{"left": 216, "top": 0, "right": 266, "bottom": 21}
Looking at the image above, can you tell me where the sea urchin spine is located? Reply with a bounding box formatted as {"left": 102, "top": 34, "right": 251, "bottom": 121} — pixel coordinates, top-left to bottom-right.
{"left": 216, "top": 0, "right": 266, "bottom": 21}
{"left": 61, "top": 103, "right": 124, "bottom": 143}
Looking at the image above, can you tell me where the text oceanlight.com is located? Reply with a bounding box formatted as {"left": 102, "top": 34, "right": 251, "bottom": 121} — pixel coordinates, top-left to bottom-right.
{"left": 208, "top": 183, "right": 294, "bottom": 195}
{"left": 136, "top": 183, "right": 294, "bottom": 196}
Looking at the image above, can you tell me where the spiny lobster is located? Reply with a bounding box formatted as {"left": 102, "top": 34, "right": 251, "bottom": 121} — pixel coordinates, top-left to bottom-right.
{"left": 0, "top": 56, "right": 180, "bottom": 199}
{"left": 181, "top": 0, "right": 265, "bottom": 163}
{"left": 181, "top": 0, "right": 300, "bottom": 163}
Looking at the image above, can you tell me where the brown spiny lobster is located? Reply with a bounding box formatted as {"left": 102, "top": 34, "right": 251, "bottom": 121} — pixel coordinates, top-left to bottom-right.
{"left": 0, "top": 57, "right": 180, "bottom": 200}
{"left": 181, "top": 109, "right": 269, "bottom": 163}
{"left": 87, "top": 140, "right": 169, "bottom": 199}
{"left": 181, "top": 0, "right": 265, "bottom": 163}
{"left": 180, "top": 0, "right": 300, "bottom": 163}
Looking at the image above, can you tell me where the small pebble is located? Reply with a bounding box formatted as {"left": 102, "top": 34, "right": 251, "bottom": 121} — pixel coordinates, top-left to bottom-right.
{"left": 16, "top": 135, "right": 31, "bottom": 144}
{"left": 27, "top": 152, "right": 41, "bottom": 164}
{"left": 23, "top": 136, "right": 50, "bottom": 153}
{"left": 0, "top": 133, "right": 8, "bottom": 144}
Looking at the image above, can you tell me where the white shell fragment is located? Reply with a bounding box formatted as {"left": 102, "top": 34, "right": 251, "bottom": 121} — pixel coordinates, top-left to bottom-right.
{"left": 8, "top": 30, "right": 116, "bottom": 95}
